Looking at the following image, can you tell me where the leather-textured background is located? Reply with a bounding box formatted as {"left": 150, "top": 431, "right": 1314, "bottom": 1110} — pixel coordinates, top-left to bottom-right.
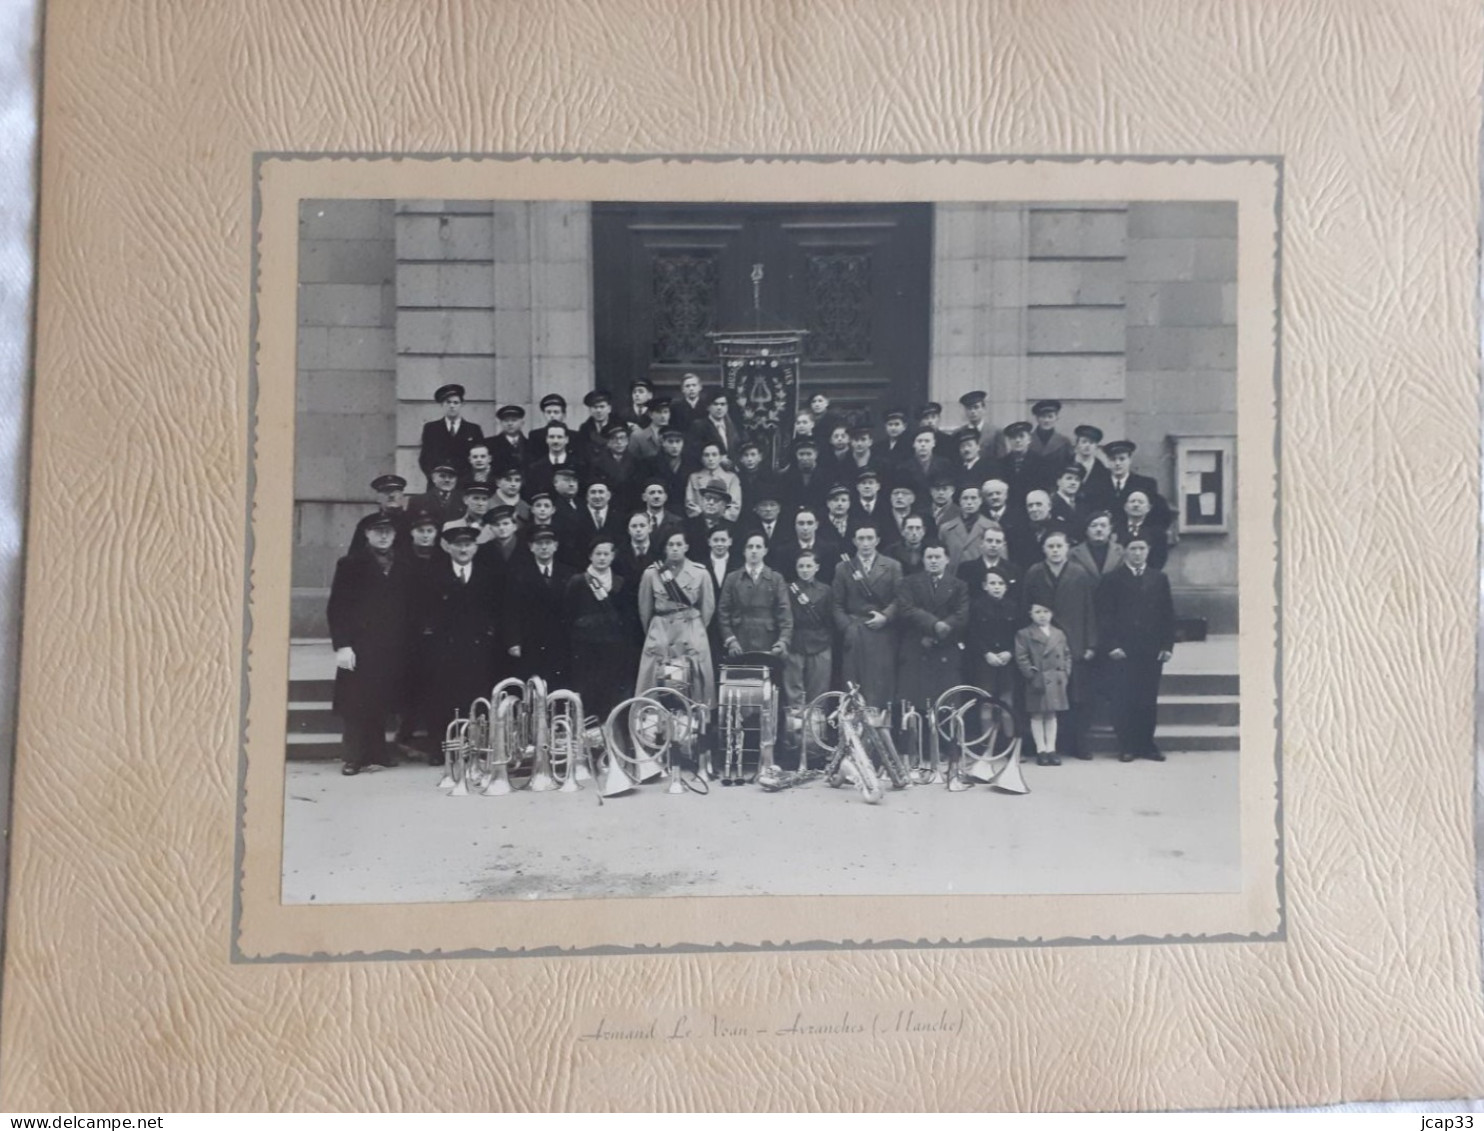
{"left": 4, "top": 0, "right": 1483, "bottom": 1112}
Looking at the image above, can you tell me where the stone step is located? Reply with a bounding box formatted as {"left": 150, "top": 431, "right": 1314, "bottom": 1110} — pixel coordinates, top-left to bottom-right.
{"left": 1083, "top": 724, "right": 1239, "bottom": 752}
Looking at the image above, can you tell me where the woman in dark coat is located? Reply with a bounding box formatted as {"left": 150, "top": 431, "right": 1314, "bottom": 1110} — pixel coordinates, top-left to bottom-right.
{"left": 562, "top": 537, "right": 641, "bottom": 723}
{"left": 327, "top": 513, "right": 413, "bottom": 775}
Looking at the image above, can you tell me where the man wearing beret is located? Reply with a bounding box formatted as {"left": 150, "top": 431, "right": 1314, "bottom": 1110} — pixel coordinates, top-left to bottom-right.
{"left": 418, "top": 383, "right": 484, "bottom": 486}
{"left": 349, "top": 474, "right": 413, "bottom": 553}
{"left": 487, "top": 404, "right": 530, "bottom": 476}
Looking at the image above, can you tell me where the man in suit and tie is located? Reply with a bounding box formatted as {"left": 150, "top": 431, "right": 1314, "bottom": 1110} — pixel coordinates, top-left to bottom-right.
{"left": 895, "top": 541, "right": 971, "bottom": 712}
{"left": 770, "top": 508, "right": 839, "bottom": 584}
{"left": 849, "top": 467, "right": 888, "bottom": 534}
{"left": 883, "top": 481, "right": 921, "bottom": 546}
{"left": 953, "top": 427, "right": 992, "bottom": 491}
{"left": 514, "top": 528, "right": 575, "bottom": 686}
{"left": 1096, "top": 535, "right": 1177, "bottom": 763}
{"left": 578, "top": 479, "right": 625, "bottom": 549}
{"left": 822, "top": 484, "right": 855, "bottom": 548}
{"left": 902, "top": 427, "right": 954, "bottom": 500}
{"left": 590, "top": 421, "right": 642, "bottom": 513}
{"left": 1103, "top": 440, "right": 1169, "bottom": 522}
{"left": 831, "top": 521, "right": 905, "bottom": 710}
{"left": 886, "top": 513, "right": 930, "bottom": 575}
{"left": 638, "top": 477, "right": 685, "bottom": 550}
{"left": 642, "top": 426, "right": 695, "bottom": 508}
{"left": 418, "top": 383, "right": 484, "bottom": 486}
{"left": 524, "top": 421, "right": 584, "bottom": 500}
{"left": 688, "top": 388, "right": 740, "bottom": 466}
{"left": 1050, "top": 465, "right": 1089, "bottom": 539}
{"left": 938, "top": 484, "right": 994, "bottom": 572}
{"left": 743, "top": 487, "right": 787, "bottom": 551}
{"left": 956, "top": 521, "right": 1021, "bottom": 598}
{"left": 1115, "top": 490, "right": 1171, "bottom": 570}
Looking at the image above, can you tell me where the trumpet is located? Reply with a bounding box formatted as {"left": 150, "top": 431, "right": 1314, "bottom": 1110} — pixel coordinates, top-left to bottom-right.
{"left": 439, "top": 712, "right": 468, "bottom": 791}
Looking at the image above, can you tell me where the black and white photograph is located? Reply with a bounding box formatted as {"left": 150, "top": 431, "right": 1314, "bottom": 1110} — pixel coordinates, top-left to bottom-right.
{"left": 279, "top": 192, "right": 1253, "bottom": 907}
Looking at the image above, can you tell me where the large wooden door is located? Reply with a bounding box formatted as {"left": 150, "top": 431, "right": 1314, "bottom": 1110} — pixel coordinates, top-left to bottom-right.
{"left": 592, "top": 203, "right": 931, "bottom": 420}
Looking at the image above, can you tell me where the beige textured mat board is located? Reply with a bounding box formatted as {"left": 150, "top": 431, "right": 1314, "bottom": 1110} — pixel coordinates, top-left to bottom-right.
{"left": 4, "top": 0, "right": 1482, "bottom": 1112}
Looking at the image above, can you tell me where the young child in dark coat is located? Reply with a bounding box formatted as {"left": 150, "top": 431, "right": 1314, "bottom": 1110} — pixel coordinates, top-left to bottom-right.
{"left": 966, "top": 568, "right": 1021, "bottom": 716}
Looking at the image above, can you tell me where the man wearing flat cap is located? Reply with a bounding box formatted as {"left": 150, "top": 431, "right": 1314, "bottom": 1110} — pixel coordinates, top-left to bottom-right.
{"left": 487, "top": 404, "right": 530, "bottom": 476}
{"left": 418, "top": 383, "right": 484, "bottom": 486}
{"left": 349, "top": 473, "right": 413, "bottom": 553}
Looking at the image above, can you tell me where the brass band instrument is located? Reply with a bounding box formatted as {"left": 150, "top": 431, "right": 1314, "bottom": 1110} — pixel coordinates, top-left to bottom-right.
{"left": 440, "top": 713, "right": 468, "bottom": 792}
{"left": 801, "top": 685, "right": 883, "bottom": 804}
{"left": 633, "top": 686, "right": 709, "bottom": 794}
{"left": 899, "top": 700, "right": 943, "bottom": 785}
{"left": 932, "top": 685, "right": 1029, "bottom": 795}
{"left": 545, "top": 688, "right": 587, "bottom": 792}
{"left": 599, "top": 696, "right": 675, "bottom": 796}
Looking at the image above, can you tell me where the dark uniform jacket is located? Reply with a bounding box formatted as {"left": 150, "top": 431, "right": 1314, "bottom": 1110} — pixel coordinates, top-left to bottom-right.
{"left": 785, "top": 578, "right": 835, "bottom": 656}
{"left": 419, "top": 418, "right": 484, "bottom": 479}
{"left": 513, "top": 557, "right": 576, "bottom": 684}
{"left": 993, "top": 451, "right": 1048, "bottom": 508}
{"left": 768, "top": 536, "right": 839, "bottom": 584}
{"left": 326, "top": 551, "right": 412, "bottom": 718}
{"left": 423, "top": 559, "right": 505, "bottom": 727}
{"left": 486, "top": 432, "right": 531, "bottom": 475}
{"left": 1113, "top": 514, "right": 1170, "bottom": 570}
{"left": 1021, "top": 560, "right": 1100, "bottom": 658}
{"left": 348, "top": 507, "right": 413, "bottom": 556}
{"left": 1096, "top": 564, "right": 1176, "bottom": 658}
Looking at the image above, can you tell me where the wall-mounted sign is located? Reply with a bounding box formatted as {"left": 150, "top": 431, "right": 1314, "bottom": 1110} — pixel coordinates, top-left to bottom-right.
{"left": 1172, "top": 435, "right": 1234, "bottom": 534}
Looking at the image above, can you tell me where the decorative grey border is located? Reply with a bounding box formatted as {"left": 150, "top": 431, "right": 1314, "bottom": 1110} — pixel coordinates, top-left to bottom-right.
{"left": 232, "top": 151, "right": 1286, "bottom": 964}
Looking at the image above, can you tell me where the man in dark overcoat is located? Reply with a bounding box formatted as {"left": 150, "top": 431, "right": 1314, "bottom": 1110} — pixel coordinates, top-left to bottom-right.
{"left": 831, "top": 522, "right": 904, "bottom": 710}
{"left": 719, "top": 532, "right": 794, "bottom": 657}
{"left": 1021, "top": 530, "right": 1100, "bottom": 759}
{"left": 422, "top": 525, "right": 505, "bottom": 741}
{"left": 328, "top": 513, "right": 413, "bottom": 775}
{"left": 513, "top": 528, "right": 576, "bottom": 686}
{"left": 894, "top": 542, "right": 970, "bottom": 711}
{"left": 1096, "top": 535, "right": 1176, "bottom": 762}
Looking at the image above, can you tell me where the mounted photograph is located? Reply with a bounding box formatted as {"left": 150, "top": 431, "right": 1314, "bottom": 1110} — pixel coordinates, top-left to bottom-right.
{"left": 276, "top": 188, "right": 1253, "bottom": 908}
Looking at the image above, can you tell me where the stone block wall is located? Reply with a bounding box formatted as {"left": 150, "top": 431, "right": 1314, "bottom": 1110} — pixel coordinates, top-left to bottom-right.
{"left": 391, "top": 200, "right": 594, "bottom": 488}
{"left": 292, "top": 200, "right": 397, "bottom": 634}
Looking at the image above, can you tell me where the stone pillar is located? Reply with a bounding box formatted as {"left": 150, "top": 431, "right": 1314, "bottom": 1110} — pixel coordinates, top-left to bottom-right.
{"left": 292, "top": 199, "right": 397, "bottom": 635}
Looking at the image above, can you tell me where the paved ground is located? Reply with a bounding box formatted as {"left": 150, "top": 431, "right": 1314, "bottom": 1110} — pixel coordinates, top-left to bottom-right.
{"left": 281, "top": 749, "right": 1241, "bottom": 904}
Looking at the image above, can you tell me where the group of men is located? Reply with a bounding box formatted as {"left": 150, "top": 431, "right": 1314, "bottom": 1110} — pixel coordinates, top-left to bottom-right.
{"left": 329, "top": 374, "right": 1179, "bottom": 773}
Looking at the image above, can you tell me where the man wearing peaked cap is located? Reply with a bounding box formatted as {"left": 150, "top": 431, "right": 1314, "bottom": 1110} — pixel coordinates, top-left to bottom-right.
{"left": 994, "top": 420, "right": 1048, "bottom": 508}
{"left": 487, "top": 403, "right": 529, "bottom": 475}
{"left": 576, "top": 388, "right": 617, "bottom": 465}
{"left": 957, "top": 389, "right": 994, "bottom": 451}
{"left": 418, "top": 383, "right": 485, "bottom": 485}
{"left": 1071, "top": 423, "right": 1115, "bottom": 510}
{"left": 408, "top": 461, "right": 464, "bottom": 530}
{"left": 877, "top": 406, "right": 912, "bottom": 468}
{"left": 527, "top": 392, "right": 569, "bottom": 453}
{"left": 1027, "top": 398, "right": 1074, "bottom": 466}
{"left": 349, "top": 473, "right": 413, "bottom": 553}
{"left": 1103, "top": 439, "right": 1169, "bottom": 522}
{"left": 620, "top": 376, "right": 655, "bottom": 429}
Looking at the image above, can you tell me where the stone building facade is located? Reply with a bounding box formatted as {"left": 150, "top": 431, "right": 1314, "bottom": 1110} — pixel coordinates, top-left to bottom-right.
{"left": 290, "top": 199, "right": 1238, "bottom": 636}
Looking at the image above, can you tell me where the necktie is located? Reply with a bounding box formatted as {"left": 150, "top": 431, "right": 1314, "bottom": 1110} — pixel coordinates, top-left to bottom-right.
{"left": 448, "top": 420, "right": 456, "bottom": 435}
{"left": 459, "top": 566, "right": 469, "bottom": 584}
